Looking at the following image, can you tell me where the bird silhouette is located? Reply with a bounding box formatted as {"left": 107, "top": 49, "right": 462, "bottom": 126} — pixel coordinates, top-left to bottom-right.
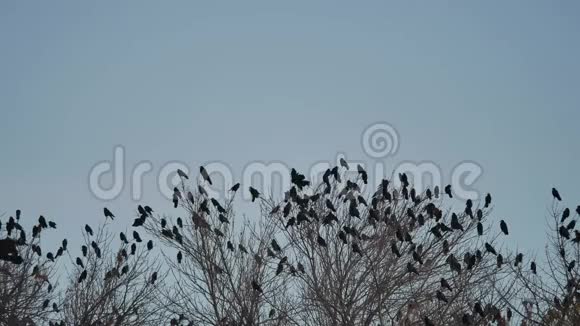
{"left": 271, "top": 239, "right": 282, "bottom": 252}
{"left": 485, "top": 193, "right": 492, "bottom": 208}
{"left": 249, "top": 187, "right": 260, "bottom": 202}
{"left": 406, "top": 262, "right": 419, "bottom": 275}
{"left": 317, "top": 235, "right": 327, "bottom": 247}
{"left": 103, "top": 207, "right": 115, "bottom": 220}
{"left": 485, "top": 243, "right": 497, "bottom": 255}
{"left": 177, "top": 169, "right": 189, "bottom": 179}
{"left": 85, "top": 225, "right": 93, "bottom": 236}
{"left": 76, "top": 257, "right": 84, "bottom": 268}
{"left": 200, "top": 166, "right": 212, "bottom": 185}
{"left": 357, "top": 164, "right": 368, "bottom": 184}
{"left": 78, "top": 270, "right": 87, "bottom": 283}
{"left": 500, "top": 220, "right": 509, "bottom": 235}
{"left": 531, "top": 261, "right": 537, "bottom": 274}
{"left": 133, "top": 231, "right": 142, "bottom": 242}
{"left": 230, "top": 183, "right": 240, "bottom": 192}
{"left": 552, "top": 188, "right": 562, "bottom": 201}
{"left": 436, "top": 290, "right": 448, "bottom": 303}
{"left": 450, "top": 214, "right": 463, "bottom": 231}
{"left": 147, "top": 240, "right": 153, "bottom": 250}
{"left": 441, "top": 278, "right": 452, "bottom": 291}
{"left": 150, "top": 272, "right": 158, "bottom": 284}
{"left": 251, "top": 280, "right": 263, "bottom": 293}
{"left": 444, "top": 185, "right": 452, "bottom": 198}
{"left": 177, "top": 251, "right": 183, "bottom": 264}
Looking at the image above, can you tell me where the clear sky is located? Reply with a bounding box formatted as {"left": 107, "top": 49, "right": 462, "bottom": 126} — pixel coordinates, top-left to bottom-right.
{"left": 1, "top": 1, "right": 579, "bottom": 252}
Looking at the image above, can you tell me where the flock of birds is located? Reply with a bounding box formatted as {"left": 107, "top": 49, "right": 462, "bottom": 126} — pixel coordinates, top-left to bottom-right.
{"left": 1, "top": 163, "right": 580, "bottom": 326}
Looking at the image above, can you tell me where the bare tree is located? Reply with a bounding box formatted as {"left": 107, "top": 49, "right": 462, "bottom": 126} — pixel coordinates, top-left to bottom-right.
{"left": 58, "top": 224, "right": 166, "bottom": 326}
{"left": 142, "top": 182, "right": 300, "bottom": 326}
{"left": 0, "top": 210, "right": 62, "bottom": 326}
{"left": 509, "top": 193, "right": 580, "bottom": 325}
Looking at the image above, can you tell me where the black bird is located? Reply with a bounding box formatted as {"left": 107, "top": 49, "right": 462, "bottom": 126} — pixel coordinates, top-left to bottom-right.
{"left": 412, "top": 251, "right": 424, "bottom": 265}
{"left": 172, "top": 193, "right": 179, "bottom": 208}
{"left": 496, "top": 254, "right": 503, "bottom": 268}
{"left": 339, "top": 157, "right": 349, "bottom": 170}
{"left": 238, "top": 244, "right": 248, "bottom": 254}
{"left": 285, "top": 217, "right": 296, "bottom": 229}
{"left": 211, "top": 198, "right": 226, "bottom": 214}
{"left": 226, "top": 241, "right": 235, "bottom": 252}
{"left": 444, "top": 185, "right": 453, "bottom": 198}
{"left": 349, "top": 204, "right": 360, "bottom": 219}
{"left": 176, "top": 217, "right": 183, "bottom": 228}
{"left": 515, "top": 253, "right": 523, "bottom": 267}
{"left": 531, "top": 261, "right": 537, "bottom": 274}
{"left": 39, "top": 215, "right": 48, "bottom": 229}
{"left": 338, "top": 231, "right": 348, "bottom": 245}
{"left": 138, "top": 205, "right": 146, "bottom": 216}
{"left": 62, "top": 239, "right": 68, "bottom": 251}
{"left": 82, "top": 245, "right": 88, "bottom": 257}
{"left": 485, "top": 242, "right": 497, "bottom": 255}
{"left": 103, "top": 207, "right": 115, "bottom": 220}
{"left": 450, "top": 213, "right": 463, "bottom": 231}
{"left": 187, "top": 191, "right": 194, "bottom": 204}
{"left": 352, "top": 242, "right": 363, "bottom": 256}
{"left": 271, "top": 239, "right": 282, "bottom": 252}
{"left": 85, "top": 225, "right": 93, "bottom": 236}
{"left": 562, "top": 208, "right": 570, "bottom": 223}
{"left": 131, "top": 243, "right": 136, "bottom": 255}
{"left": 214, "top": 228, "right": 224, "bottom": 237}
{"left": 177, "top": 169, "right": 188, "bottom": 179}
{"left": 568, "top": 260, "right": 576, "bottom": 272}
{"left": 566, "top": 220, "right": 576, "bottom": 230}
{"left": 218, "top": 214, "right": 230, "bottom": 224}
{"left": 436, "top": 290, "right": 448, "bottom": 303}
{"left": 200, "top": 166, "right": 212, "bottom": 185}
{"left": 577, "top": 206, "right": 580, "bottom": 216}
{"left": 150, "top": 272, "right": 158, "bottom": 284}
{"left": 177, "top": 251, "right": 182, "bottom": 264}
{"left": 48, "top": 221, "right": 57, "bottom": 229}
{"left": 559, "top": 225, "right": 570, "bottom": 239}
{"left": 441, "top": 278, "right": 452, "bottom": 291}
{"left": 474, "top": 302, "right": 485, "bottom": 317}
{"left": 500, "top": 220, "right": 509, "bottom": 235}
{"left": 406, "top": 262, "right": 419, "bottom": 275}
{"left": 78, "top": 270, "right": 87, "bottom": 283}
{"left": 317, "top": 235, "right": 327, "bottom": 247}
{"left": 357, "top": 164, "right": 368, "bottom": 184}
{"left": 147, "top": 240, "right": 153, "bottom": 251}
{"left": 552, "top": 188, "right": 562, "bottom": 201}
{"left": 132, "top": 217, "right": 145, "bottom": 227}
{"left": 485, "top": 193, "right": 492, "bottom": 208}
{"left": 325, "top": 199, "right": 336, "bottom": 212}
{"left": 249, "top": 187, "right": 260, "bottom": 202}
{"left": 230, "top": 183, "right": 240, "bottom": 192}
{"left": 477, "top": 222, "right": 483, "bottom": 236}
{"left": 76, "top": 257, "right": 84, "bottom": 268}
{"left": 133, "top": 231, "right": 142, "bottom": 242}
{"left": 251, "top": 280, "right": 263, "bottom": 293}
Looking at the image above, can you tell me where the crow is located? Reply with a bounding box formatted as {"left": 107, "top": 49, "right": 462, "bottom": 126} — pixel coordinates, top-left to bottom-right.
{"left": 249, "top": 187, "right": 260, "bottom": 202}
{"left": 444, "top": 185, "right": 453, "bottom": 198}
{"left": 406, "top": 262, "right": 419, "bottom": 275}
{"left": 200, "top": 166, "right": 212, "bottom": 185}
{"left": 133, "top": 231, "right": 142, "bottom": 243}
{"left": 177, "top": 251, "right": 183, "bottom": 264}
{"left": 147, "top": 240, "right": 153, "bottom": 251}
{"left": 500, "top": 220, "right": 509, "bottom": 235}
{"left": 485, "top": 193, "right": 492, "bottom": 208}
{"left": 485, "top": 242, "right": 497, "bottom": 255}
{"left": 441, "top": 278, "right": 452, "bottom": 291}
{"left": 531, "top": 261, "right": 537, "bottom": 274}
{"left": 357, "top": 164, "right": 368, "bottom": 184}
{"left": 177, "top": 169, "right": 188, "bottom": 179}
{"left": 552, "top": 188, "right": 562, "bottom": 201}
{"left": 103, "top": 207, "right": 115, "bottom": 220}
{"left": 317, "top": 235, "right": 327, "bottom": 247}
{"left": 562, "top": 208, "right": 570, "bottom": 223}
{"left": 85, "top": 225, "right": 93, "bottom": 236}
{"left": 230, "top": 183, "right": 240, "bottom": 192}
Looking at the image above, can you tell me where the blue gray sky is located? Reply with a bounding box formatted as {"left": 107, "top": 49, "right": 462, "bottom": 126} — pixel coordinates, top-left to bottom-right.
{"left": 1, "top": 1, "right": 579, "bottom": 252}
